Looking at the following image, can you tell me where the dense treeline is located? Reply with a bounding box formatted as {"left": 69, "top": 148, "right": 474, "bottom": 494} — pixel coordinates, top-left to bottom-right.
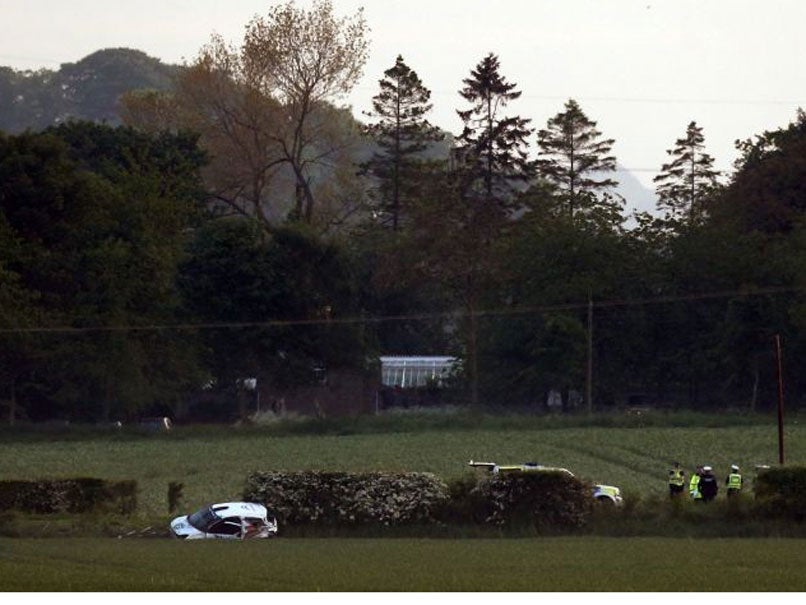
{"left": 1, "top": 1, "right": 804, "bottom": 422}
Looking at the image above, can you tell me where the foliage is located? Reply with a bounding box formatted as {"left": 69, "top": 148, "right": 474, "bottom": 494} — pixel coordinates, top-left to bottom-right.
{"left": 243, "top": 470, "right": 449, "bottom": 526}
{"left": 754, "top": 466, "right": 806, "bottom": 520}
{"left": 245, "top": 467, "right": 592, "bottom": 532}
{"left": 3, "top": 37, "right": 806, "bottom": 421}
{"left": 0, "top": 124, "right": 207, "bottom": 421}
{"left": 347, "top": 227, "right": 457, "bottom": 357}
{"left": 177, "top": 219, "right": 366, "bottom": 410}
{"left": 483, "top": 209, "right": 638, "bottom": 408}
{"left": 361, "top": 55, "right": 445, "bottom": 230}
{"left": 454, "top": 53, "right": 535, "bottom": 214}
{"left": 119, "top": 1, "right": 370, "bottom": 233}
{"left": 653, "top": 120, "right": 721, "bottom": 227}
{"left": 470, "top": 471, "right": 594, "bottom": 530}
{"left": 407, "top": 53, "right": 537, "bottom": 406}
{"left": 0, "top": 478, "right": 136, "bottom": 514}
{"left": 712, "top": 109, "right": 806, "bottom": 236}
{"left": 536, "top": 98, "right": 623, "bottom": 229}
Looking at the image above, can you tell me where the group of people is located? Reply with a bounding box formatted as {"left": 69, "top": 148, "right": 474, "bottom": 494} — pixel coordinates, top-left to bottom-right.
{"left": 668, "top": 461, "right": 743, "bottom": 501}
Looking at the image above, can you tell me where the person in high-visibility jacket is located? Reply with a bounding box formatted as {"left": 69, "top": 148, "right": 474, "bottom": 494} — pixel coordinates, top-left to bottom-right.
{"left": 668, "top": 461, "right": 686, "bottom": 498}
{"left": 726, "top": 464, "right": 743, "bottom": 498}
{"left": 689, "top": 465, "right": 703, "bottom": 500}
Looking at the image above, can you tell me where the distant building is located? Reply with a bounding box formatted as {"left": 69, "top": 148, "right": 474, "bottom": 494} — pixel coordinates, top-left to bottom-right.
{"left": 380, "top": 356, "right": 458, "bottom": 388}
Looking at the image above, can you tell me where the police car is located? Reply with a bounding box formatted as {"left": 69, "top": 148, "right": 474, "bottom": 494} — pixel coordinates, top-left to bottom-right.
{"left": 170, "top": 502, "right": 278, "bottom": 540}
{"left": 468, "top": 461, "right": 623, "bottom": 505}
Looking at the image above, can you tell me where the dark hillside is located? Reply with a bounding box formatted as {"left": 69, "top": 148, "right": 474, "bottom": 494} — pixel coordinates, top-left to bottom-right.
{"left": 0, "top": 48, "right": 179, "bottom": 133}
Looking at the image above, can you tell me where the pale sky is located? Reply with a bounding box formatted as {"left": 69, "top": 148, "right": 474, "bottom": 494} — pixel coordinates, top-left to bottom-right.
{"left": 1, "top": 0, "right": 805, "bottom": 191}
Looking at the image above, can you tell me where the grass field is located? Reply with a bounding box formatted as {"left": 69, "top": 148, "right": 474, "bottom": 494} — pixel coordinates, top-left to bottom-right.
{"left": 2, "top": 411, "right": 805, "bottom": 592}
{"left": 1, "top": 411, "right": 802, "bottom": 518}
{"left": 3, "top": 536, "right": 806, "bottom": 591}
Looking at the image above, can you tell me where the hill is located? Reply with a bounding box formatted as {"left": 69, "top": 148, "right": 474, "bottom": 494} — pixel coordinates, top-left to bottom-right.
{"left": 616, "top": 164, "right": 658, "bottom": 216}
{"left": 0, "top": 48, "right": 178, "bottom": 133}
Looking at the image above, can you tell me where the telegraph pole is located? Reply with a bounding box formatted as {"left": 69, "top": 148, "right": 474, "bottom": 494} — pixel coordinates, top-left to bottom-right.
{"left": 586, "top": 293, "right": 593, "bottom": 414}
{"left": 775, "top": 334, "right": 785, "bottom": 465}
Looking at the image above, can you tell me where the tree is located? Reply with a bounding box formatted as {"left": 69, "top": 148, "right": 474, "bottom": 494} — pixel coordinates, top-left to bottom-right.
{"left": 361, "top": 55, "right": 444, "bottom": 231}
{"left": 705, "top": 110, "right": 806, "bottom": 406}
{"left": 415, "top": 53, "right": 535, "bottom": 406}
{"left": 0, "top": 124, "right": 208, "bottom": 422}
{"left": 713, "top": 109, "right": 806, "bottom": 235}
{"left": 536, "top": 99, "right": 622, "bottom": 228}
{"left": 484, "top": 190, "right": 642, "bottom": 412}
{"left": 242, "top": 0, "right": 370, "bottom": 224}
{"left": 120, "top": 0, "right": 369, "bottom": 233}
{"left": 454, "top": 53, "right": 535, "bottom": 215}
{"left": 653, "top": 121, "right": 720, "bottom": 227}
{"left": 0, "top": 201, "right": 48, "bottom": 425}
{"left": 178, "top": 219, "right": 365, "bottom": 419}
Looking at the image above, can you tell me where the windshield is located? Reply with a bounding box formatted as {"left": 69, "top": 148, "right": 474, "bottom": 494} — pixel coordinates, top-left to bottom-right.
{"left": 187, "top": 506, "right": 220, "bottom": 531}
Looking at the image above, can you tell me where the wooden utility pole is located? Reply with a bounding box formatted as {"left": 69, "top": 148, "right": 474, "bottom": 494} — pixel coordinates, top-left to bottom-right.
{"left": 586, "top": 293, "right": 593, "bottom": 414}
{"left": 775, "top": 334, "right": 785, "bottom": 465}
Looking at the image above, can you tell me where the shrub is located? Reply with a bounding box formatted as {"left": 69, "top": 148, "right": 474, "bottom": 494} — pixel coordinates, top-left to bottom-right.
{"left": 0, "top": 479, "right": 137, "bottom": 514}
{"left": 439, "top": 474, "right": 489, "bottom": 525}
{"left": 754, "top": 466, "right": 806, "bottom": 521}
{"left": 469, "top": 471, "right": 595, "bottom": 531}
{"left": 243, "top": 471, "right": 449, "bottom": 527}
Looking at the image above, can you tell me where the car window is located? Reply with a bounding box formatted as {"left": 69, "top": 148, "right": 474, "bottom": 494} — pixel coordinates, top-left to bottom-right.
{"left": 208, "top": 517, "right": 243, "bottom": 536}
{"left": 187, "top": 506, "right": 220, "bottom": 532}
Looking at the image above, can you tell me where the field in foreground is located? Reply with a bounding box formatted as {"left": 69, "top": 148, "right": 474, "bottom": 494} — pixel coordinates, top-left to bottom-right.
{"left": 3, "top": 536, "right": 806, "bottom": 591}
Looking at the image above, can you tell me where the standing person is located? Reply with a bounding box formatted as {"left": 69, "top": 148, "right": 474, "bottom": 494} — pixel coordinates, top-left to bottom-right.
{"left": 699, "top": 466, "right": 718, "bottom": 502}
{"left": 726, "top": 464, "right": 743, "bottom": 498}
{"left": 689, "top": 465, "right": 703, "bottom": 501}
{"left": 668, "top": 461, "right": 686, "bottom": 498}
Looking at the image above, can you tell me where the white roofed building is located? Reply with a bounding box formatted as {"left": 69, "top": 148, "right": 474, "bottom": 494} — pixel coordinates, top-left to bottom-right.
{"left": 379, "top": 356, "right": 457, "bottom": 389}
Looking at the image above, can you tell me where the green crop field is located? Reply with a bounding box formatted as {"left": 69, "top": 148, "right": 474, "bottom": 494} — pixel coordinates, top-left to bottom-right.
{"left": 2, "top": 412, "right": 806, "bottom": 591}
{"left": 3, "top": 536, "right": 806, "bottom": 591}
{"left": 1, "top": 412, "right": 803, "bottom": 518}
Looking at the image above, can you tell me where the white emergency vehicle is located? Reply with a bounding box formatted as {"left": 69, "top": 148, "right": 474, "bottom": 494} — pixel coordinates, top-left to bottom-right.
{"left": 468, "top": 461, "right": 623, "bottom": 505}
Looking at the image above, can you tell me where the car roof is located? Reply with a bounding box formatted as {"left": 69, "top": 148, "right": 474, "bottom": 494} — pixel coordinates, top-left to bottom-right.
{"left": 498, "top": 464, "right": 575, "bottom": 476}
{"left": 206, "top": 502, "right": 268, "bottom": 517}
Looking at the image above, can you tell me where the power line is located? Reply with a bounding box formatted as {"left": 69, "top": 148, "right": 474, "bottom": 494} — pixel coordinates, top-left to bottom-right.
{"left": 5, "top": 52, "right": 800, "bottom": 108}
{"left": 353, "top": 85, "right": 803, "bottom": 108}
{"left": 0, "top": 285, "right": 801, "bottom": 336}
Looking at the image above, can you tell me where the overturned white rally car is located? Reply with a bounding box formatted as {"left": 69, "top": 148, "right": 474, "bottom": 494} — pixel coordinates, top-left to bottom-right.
{"left": 469, "top": 461, "right": 623, "bottom": 505}
{"left": 170, "top": 502, "right": 278, "bottom": 540}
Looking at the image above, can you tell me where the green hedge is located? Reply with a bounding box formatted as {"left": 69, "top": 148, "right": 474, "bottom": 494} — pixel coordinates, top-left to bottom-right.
{"left": 243, "top": 471, "right": 449, "bottom": 526}
{"left": 0, "top": 479, "right": 137, "bottom": 514}
{"left": 244, "top": 469, "right": 594, "bottom": 531}
{"left": 754, "top": 466, "right": 806, "bottom": 521}
{"left": 469, "top": 471, "right": 595, "bottom": 530}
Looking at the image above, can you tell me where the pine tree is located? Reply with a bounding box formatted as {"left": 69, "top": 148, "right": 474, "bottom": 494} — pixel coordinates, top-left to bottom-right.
{"left": 536, "top": 99, "right": 621, "bottom": 226}
{"left": 454, "top": 53, "right": 535, "bottom": 216}
{"left": 653, "top": 121, "right": 720, "bottom": 226}
{"left": 443, "top": 53, "right": 534, "bottom": 407}
{"left": 362, "top": 55, "right": 444, "bottom": 230}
